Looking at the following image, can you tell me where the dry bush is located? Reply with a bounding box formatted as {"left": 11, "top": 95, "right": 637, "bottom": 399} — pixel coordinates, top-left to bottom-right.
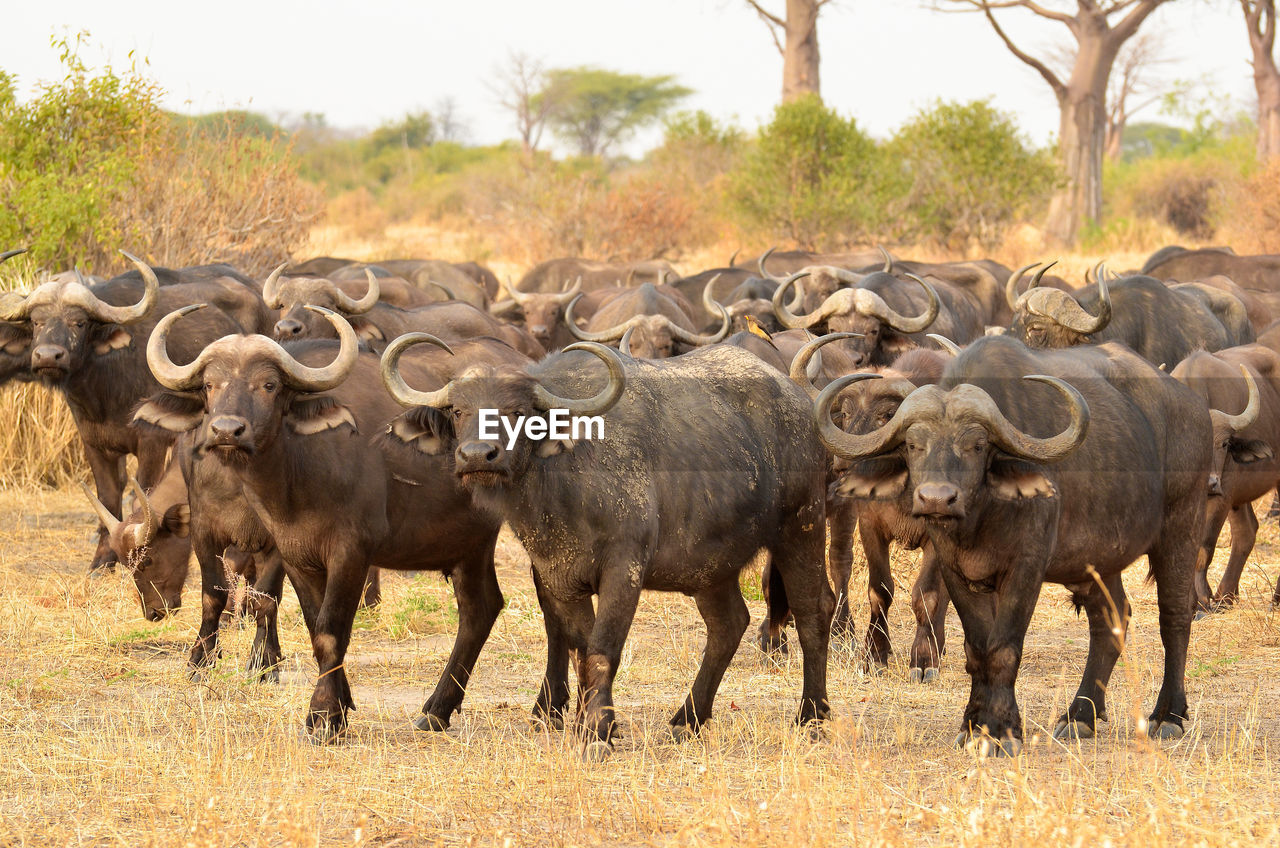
{"left": 123, "top": 122, "right": 323, "bottom": 278}
{"left": 323, "top": 187, "right": 387, "bottom": 242}
{"left": 0, "top": 382, "right": 83, "bottom": 489}
{"left": 1218, "top": 158, "right": 1280, "bottom": 253}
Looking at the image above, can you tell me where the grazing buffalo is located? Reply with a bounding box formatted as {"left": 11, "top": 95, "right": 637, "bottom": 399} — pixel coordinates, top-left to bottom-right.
{"left": 1171, "top": 346, "right": 1280, "bottom": 611}
{"left": 816, "top": 335, "right": 1208, "bottom": 754}
{"left": 1, "top": 255, "right": 253, "bottom": 570}
{"left": 1008, "top": 271, "right": 1253, "bottom": 365}
{"left": 263, "top": 267, "right": 439, "bottom": 339}
{"left": 567, "top": 282, "right": 730, "bottom": 358}
{"left": 137, "top": 307, "right": 528, "bottom": 740}
{"left": 382, "top": 340, "right": 834, "bottom": 759}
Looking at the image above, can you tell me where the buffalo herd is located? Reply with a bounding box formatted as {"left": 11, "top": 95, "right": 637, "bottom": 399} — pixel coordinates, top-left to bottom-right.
{"left": 3, "top": 244, "right": 1279, "bottom": 758}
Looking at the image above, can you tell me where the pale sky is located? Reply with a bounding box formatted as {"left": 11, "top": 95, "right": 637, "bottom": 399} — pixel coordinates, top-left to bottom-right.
{"left": 5, "top": 1, "right": 1255, "bottom": 156}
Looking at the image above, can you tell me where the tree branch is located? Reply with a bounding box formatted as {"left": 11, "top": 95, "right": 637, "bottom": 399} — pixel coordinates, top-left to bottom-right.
{"left": 744, "top": 0, "right": 786, "bottom": 28}
{"left": 1108, "top": 0, "right": 1169, "bottom": 46}
{"left": 980, "top": 3, "right": 1068, "bottom": 99}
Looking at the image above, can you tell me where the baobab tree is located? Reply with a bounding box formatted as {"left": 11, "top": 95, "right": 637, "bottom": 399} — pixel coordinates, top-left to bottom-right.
{"left": 938, "top": 0, "right": 1174, "bottom": 244}
{"left": 745, "top": 0, "right": 833, "bottom": 102}
{"left": 1241, "top": 1, "right": 1280, "bottom": 160}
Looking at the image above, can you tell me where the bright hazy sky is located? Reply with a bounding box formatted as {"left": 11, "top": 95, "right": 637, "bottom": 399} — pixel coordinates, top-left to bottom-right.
{"left": 6, "top": 1, "right": 1254, "bottom": 155}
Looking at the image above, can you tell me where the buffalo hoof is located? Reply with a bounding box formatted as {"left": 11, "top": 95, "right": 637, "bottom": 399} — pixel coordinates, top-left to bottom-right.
{"left": 530, "top": 711, "right": 565, "bottom": 732}
{"left": 956, "top": 731, "right": 1022, "bottom": 758}
{"left": 670, "top": 723, "right": 699, "bottom": 744}
{"left": 1052, "top": 720, "right": 1095, "bottom": 741}
{"left": 413, "top": 713, "right": 450, "bottom": 732}
{"left": 306, "top": 717, "right": 348, "bottom": 746}
{"left": 581, "top": 740, "right": 613, "bottom": 763}
{"left": 1149, "top": 720, "right": 1185, "bottom": 741}
{"left": 908, "top": 667, "right": 939, "bottom": 684}
{"left": 257, "top": 665, "right": 281, "bottom": 684}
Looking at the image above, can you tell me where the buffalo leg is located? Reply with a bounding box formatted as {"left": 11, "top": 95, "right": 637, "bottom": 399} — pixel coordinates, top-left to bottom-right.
{"left": 1267, "top": 488, "right": 1280, "bottom": 522}
{"left": 416, "top": 543, "right": 505, "bottom": 731}
{"left": 756, "top": 560, "right": 791, "bottom": 656}
{"left": 531, "top": 568, "right": 573, "bottom": 729}
{"left": 941, "top": 558, "right": 1043, "bottom": 755}
{"left": 246, "top": 547, "right": 286, "bottom": 683}
{"left": 860, "top": 518, "right": 894, "bottom": 669}
{"left": 297, "top": 559, "right": 365, "bottom": 743}
{"left": 1054, "top": 573, "right": 1130, "bottom": 739}
{"left": 83, "top": 445, "right": 125, "bottom": 572}
{"left": 1194, "top": 500, "right": 1230, "bottom": 614}
{"left": 189, "top": 534, "right": 230, "bottom": 673}
{"left": 828, "top": 500, "right": 857, "bottom": 642}
{"left": 575, "top": 566, "right": 642, "bottom": 753}
{"left": 1144, "top": 520, "right": 1197, "bottom": 739}
{"left": 361, "top": 567, "right": 382, "bottom": 608}
{"left": 1215, "top": 503, "right": 1258, "bottom": 606}
{"left": 669, "top": 579, "right": 751, "bottom": 738}
{"left": 771, "top": 507, "right": 834, "bottom": 727}
{"left": 908, "top": 545, "right": 948, "bottom": 680}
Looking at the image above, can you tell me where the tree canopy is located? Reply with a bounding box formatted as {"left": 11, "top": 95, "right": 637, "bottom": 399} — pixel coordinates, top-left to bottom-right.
{"left": 542, "top": 67, "right": 691, "bottom": 158}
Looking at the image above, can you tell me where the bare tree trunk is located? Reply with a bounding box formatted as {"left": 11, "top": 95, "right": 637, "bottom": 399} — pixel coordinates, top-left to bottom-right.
{"left": 747, "top": 0, "right": 828, "bottom": 102}
{"left": 1244, "top": 1, "right": 1280, "bottom": 160}
{"left": 1047, "top": 88, "right": 1106, "bottom": 243}
{"left": 783, "top": 0, "right": 822, "bottom": 101}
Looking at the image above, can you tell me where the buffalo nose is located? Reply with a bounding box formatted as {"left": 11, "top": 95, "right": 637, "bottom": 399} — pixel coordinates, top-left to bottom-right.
{"left": 274, "top": 319, "right": 304, "bottom": 338}
{"left": 32, "top": 345, "right": 66, "bottom": 367}
{"left": 210, "top": 416, "right": 247, "bottom": 439}
{"left": 529, "top": 324, "right": 549, "bottom": 339}
{"left": 456, "top": 440, "right": 500, "bottom": 465}
{"left": 146, "top": 608, "right": 165, "bottom": 622}
{"left": 1208, "top": 474, "right": 1223, "bottom": 496}
{"left": 914, "top": 482, "right": 961, "bottom": 517}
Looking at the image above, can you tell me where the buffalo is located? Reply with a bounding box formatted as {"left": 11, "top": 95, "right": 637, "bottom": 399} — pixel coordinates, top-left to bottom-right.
{"left": 382, "top": 339, "right": 834, "bottom": 760}
{"left": 566, "top": 282, "right": 730, "bottom": 358}
{"left": 816, "top": 335, "right": 1208, "bottom": 754}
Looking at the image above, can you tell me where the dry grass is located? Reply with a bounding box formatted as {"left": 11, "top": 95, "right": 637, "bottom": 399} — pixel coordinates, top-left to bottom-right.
{"left": 2, "top": 486, "right": 1279, "bottom": 846}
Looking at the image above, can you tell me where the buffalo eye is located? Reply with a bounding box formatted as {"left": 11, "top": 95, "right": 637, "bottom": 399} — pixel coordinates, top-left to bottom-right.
{"left": 452, "top": 408, "right": 464, "bottom": 421}
{"left": 262, "top": 382, "right": 277, "bottom": 393}
{"left": 202, "top": 381, "right": 213, "bottom": 393}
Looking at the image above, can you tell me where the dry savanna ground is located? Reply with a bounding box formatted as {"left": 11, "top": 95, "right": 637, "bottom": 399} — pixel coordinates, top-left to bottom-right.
{"left": 1, "top": 484, "right": 1279, "bottom": 847}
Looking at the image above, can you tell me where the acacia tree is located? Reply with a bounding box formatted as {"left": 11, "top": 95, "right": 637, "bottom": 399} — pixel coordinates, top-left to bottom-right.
{"left": 1242, "top": 1, "right": 1280, "bottom": 160}
{"left": 745, "top": 0, "right": 833, "bottom": 102}
{"left": 938, "top": 0, "right": 1173, "bottom": 244}
{"left": 543, "top": 68, "right": 691, "bottom": 158}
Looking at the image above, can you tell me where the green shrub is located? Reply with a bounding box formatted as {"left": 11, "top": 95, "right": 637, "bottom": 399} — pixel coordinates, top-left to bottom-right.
{"left": 889, "top": 99, "right": 1057, "bottom": 250}
{"left": 728, "top": 95, "right": 899, "bottom": 249}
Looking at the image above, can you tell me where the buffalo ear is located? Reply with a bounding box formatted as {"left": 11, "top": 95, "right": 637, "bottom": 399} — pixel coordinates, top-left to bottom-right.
{"left": 133, "top": 393, "right": 204, "bottom": 433}
{"left": 163, "top": 504, "right": 191, "bottom": 538}
{"left": 987, "top": 456, "right": 1056, "bottom": 500}
{"left": 351, "top": 318, "right": 384, "bottom": 342}
{"left": 832, "top": 456, "right": 908, "bottom": 499}
{"left": 385, "top": 407, "right": 452, "bottom": 455}
{"left": 879, "top": 332, "right": 914, "bottom": 356}
{"left": 287, "top": 396, "right": 358, "bottom": 435}
{"left": 93, "top": 327, "right": 132, "bottom": 355}
{"left": 1230, "top": 437, "right": 1274, "bottom": 464}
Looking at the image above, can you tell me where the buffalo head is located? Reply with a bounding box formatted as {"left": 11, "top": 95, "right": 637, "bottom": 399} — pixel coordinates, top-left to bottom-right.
{"left": 1007, "top": 262, "right": 1112, "bottom": 349}
{"left": 263, "top": 265, "right": 380, "bottom": 340}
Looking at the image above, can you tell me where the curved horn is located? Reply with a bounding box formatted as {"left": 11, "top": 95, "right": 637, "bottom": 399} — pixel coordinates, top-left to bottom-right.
{"left": 701, "top": 273, "right": 723, "bottom": 315}
{"left": 330, "top": 269, "right": 380, "bottom": 314}
{"left": 619, "top": 326, "right": 635, "bottom": 357}
{"left": 532, "top": 342, "right": 626, "bottom": 416}
{"left": 379, "top": 332, "right": 456, "bottom": 408}
{"left": 262, "top": 263, "right": 287, "bottom": 309}
{"left": 878, "top": 245, "right": 893, "bottom": 274}
{"left": 550, "top": 276, "right": 583, "bottom": 306}
{"left": 1029, "top": 260, "right": 1057, "bottom": 289}
{"left": 147, "top": 305, "right": 214, "bottom": 390}
{"left": 564, "top": 294, "right": 641, "bottom": 343}
{"left": 728, "top": 248, "right": 741, "bottom": 267}
{"left": 500, "top": 276, "right": 533, "bottom": 307}
{"left": 127, "top": 476, "right": 160, "bottom": 549}
{"left": 862, "top": 274, "right": 939, "bottom": 334}
{"left": 80, "top": 483, "right": 123, "bottom": 539}
{"left": 1214, "top": 364, "right": 1261, "bottom": 432}
{"left": 275, "top": 306, "right": 359, "bottom": 391}
{"left": 1051, "top": 270, "right": 1110, "bottom": 335}
{"left": 789, "top": 332, "right": 863, "bottom": 399}
{"left": 814, "top": 373, "right": 903, "bottom": 458}
{"left": 772, "top": 271, "right": 824, "bottom": 329}
{"left": 426, "top": 280, "right": 455, "bottom": 301}
{"left": 758, "top": 247, "right": 781, "bottom": 282}
{"left": 0, "top": 248, "right": 26, "bottom": 265}
{"left": 926, "top": 333, "right": 962, "bottom": 356}
{"left": 0, "top": 249, "right": 28, "bottom": 320}
{"left": 979, "top": 375, "right": 1090, "bottom": 463}
{"left": 82, "top": 251, "right": 158, "bottom": 324}
{"left": 668, "top": 301, "right": 731, "bottom": 347}
{"left": 1005, "top": 262, "right": 1041, "bottom": 310}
